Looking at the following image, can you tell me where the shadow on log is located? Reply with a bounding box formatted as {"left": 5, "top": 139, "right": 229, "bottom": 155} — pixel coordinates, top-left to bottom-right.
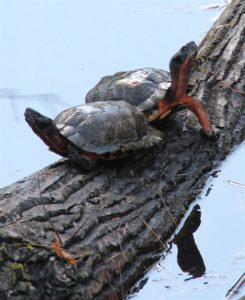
{"left": 0, "top": 1, "right": 244, "bottom": 299}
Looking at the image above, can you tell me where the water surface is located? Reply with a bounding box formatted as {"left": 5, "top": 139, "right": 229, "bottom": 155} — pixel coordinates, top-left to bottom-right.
{"left": 0, "top": 1, "right": 244, "bottom": 299}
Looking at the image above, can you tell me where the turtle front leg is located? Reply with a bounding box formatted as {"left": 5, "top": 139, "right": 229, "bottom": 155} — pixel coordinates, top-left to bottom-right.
{"left": 147, "top": 100, "right": 172, "bottom": 122}
{"left": 67, "top": 144, "right": 98, "bottom": 169}
{"left": 179, "top": 96, "right": 216, "bottom": 139}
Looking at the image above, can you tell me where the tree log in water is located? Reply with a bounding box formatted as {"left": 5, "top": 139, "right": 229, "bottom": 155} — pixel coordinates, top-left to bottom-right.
{"left": 0, "top": 1, "right": 244, "bottom": 299}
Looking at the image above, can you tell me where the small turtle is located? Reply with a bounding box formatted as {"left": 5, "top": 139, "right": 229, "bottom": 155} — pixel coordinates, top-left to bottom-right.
{"left": 86, "top": 41, "right": 215, "bottom": 138}
{"left": 24, "top": 101, "right": 162, "bottom": 169}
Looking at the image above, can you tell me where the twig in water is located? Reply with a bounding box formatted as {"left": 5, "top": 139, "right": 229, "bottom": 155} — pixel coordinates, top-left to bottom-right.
{"left": 225, "top": 272, "right": 245, "bottom": 299}
{"left": 225, "top": 180, "right": 245, "bottom": 189}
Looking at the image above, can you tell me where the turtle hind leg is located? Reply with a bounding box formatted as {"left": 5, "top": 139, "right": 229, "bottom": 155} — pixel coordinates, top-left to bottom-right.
{"left": 67, "top": 144, "right": 98, "bottom": 169}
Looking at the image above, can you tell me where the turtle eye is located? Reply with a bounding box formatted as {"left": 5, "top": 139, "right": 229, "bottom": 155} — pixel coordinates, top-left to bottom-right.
{"left": 182, "top": 46, "right": 187, "bottom": 52}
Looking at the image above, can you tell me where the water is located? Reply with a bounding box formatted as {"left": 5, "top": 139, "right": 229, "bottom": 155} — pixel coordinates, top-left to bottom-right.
{"left": 130, "top": 143, "right": 245, "bottom": 300}
{"left": 0, "top": 1, "right": 244, "bottom": 299}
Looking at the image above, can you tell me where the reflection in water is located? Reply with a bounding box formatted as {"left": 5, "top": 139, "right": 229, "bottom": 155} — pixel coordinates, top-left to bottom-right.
{"left": 130, "top": 278, "right": 149, "bottom": 295}
{"left": 171, "top": 204, "right": 206, "bottom": 279}
{"left": 130, "top": 205, "right": 205, "bottom": 297}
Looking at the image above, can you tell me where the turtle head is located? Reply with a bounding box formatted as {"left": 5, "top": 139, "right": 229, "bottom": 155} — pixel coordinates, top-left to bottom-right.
{"left": 25, "top": 108, "right": 53, "bottom": 129}
{"left": 169, "top": 41, "right": 198, "bottom": 75}
{"left": 25, "top": 108, "right": 69, "bottom": 157}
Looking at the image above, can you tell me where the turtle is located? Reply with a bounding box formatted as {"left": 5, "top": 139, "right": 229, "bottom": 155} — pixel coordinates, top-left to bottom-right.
{"left": 85, "top": 41, "right": 215, "bottom": 138}
{"left": 24, "top": 101, "right": 162, "bottom": 169}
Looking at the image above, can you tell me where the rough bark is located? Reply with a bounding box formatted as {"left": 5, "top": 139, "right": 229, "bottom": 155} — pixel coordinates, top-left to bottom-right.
{"left": 0, "top": 1, "right": 244, "bottom": 299}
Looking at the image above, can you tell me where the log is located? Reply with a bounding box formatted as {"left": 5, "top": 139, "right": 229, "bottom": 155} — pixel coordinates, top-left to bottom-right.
{"left": 0, "top": 1, "right": 244, "bottom": 299}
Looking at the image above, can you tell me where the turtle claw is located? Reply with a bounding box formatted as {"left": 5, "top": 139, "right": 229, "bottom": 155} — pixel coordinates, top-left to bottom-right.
{"left": 70, "top": 155, "right": 97, "bottom": 170}
{"left": 201, "top": 128, "right": 219, "bottom": 141}
{"left": 67, "top": 144, "right": 98, "bottom": 169}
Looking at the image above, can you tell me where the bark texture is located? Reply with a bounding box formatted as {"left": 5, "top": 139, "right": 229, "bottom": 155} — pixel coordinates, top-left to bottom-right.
{"left": 0, "top": 1, "right": 244, "bottom": 299}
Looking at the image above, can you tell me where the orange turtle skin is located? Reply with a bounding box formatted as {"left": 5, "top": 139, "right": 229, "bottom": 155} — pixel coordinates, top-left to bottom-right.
{"left": 86, "top": 42, "right": 215, "bottom": 138}
{"left": 149, "top": 44, "right": 214, "bottom": 137}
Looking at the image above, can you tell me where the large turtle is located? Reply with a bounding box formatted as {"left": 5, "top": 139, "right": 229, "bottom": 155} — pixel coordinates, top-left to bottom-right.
{"left": 24, "top": 101, "right": 162, "bottom": 169}
{"left": 86, "top": 41, "right": 215, "bottom": 138}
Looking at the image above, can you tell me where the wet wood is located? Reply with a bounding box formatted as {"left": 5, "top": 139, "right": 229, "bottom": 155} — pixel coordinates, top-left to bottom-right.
{"left": 0, "top": 0, "right": 244, "bottom": 299}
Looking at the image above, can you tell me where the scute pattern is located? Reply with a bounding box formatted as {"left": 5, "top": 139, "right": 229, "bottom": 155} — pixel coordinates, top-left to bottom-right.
{"left": 85, "top": 68, "right": 171, "bottom": 108}
{"left": 54, "top": 101, "right": 162, "bottom": 155}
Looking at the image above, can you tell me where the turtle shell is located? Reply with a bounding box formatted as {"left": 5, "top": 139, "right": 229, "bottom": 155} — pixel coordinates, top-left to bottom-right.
{"left": 54, "top": 101, "right": 162, "bottom": 155}
{"left": 85, "top": 68, "right": 171, "bottom": 110}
